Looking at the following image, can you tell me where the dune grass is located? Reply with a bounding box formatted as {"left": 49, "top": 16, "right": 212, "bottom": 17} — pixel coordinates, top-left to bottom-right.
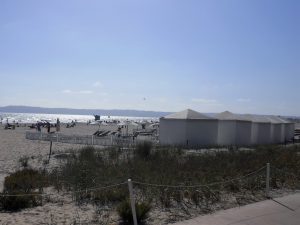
{"left": 1, "top": 143, "right": 300, "bottom": 220}
{"left": 50, "top": 144, "right": 300, "bottom": 207}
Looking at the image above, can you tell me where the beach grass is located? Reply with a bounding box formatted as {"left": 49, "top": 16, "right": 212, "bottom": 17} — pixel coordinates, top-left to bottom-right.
{"left": 1, "top": 143, "right": 300, "bottom": 223}
{"left": 49, "top": 144, "right": 300, "bottom": 208}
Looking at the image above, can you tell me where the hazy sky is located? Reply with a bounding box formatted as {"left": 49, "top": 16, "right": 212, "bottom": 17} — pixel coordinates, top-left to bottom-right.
{"left": 0, "top": 0, "right": 299, "bottom": 115}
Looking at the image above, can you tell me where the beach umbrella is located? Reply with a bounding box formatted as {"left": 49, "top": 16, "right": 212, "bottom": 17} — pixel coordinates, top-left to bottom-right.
{"left": 149, "top": 123, "right": 159, "bottom": 128}
{"left": 130, "top": 122, "right": 139, "bottom": 127}
{"left": 117, "top": 121, "right": 127, "bottom": 126}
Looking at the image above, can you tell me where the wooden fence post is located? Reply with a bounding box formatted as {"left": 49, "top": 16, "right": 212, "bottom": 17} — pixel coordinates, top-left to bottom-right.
{"left": 128, "top": 179, "right": 138, "bottom": 225}
{"left": 266, "top": 163, "right": 270, "bottom": 198}
{"left": 48, "top": 141, "right": 53, "bottom": 163}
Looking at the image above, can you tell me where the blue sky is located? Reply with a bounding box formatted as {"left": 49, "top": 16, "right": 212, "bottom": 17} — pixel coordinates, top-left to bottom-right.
{"left": 0, "top": 0, "right": 299, "bottom": 115}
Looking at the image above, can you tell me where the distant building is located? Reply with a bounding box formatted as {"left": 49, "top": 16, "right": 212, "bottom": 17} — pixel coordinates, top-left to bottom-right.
{"left": 159, "top": 109, "right": 295, "bottom": 147}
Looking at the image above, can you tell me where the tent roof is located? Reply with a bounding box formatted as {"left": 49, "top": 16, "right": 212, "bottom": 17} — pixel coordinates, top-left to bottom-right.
{"left": 265, "top": 115, "right": 289, "bottom": 124}
{"left": 243, "top": 114, "right": 271, "bottom": 123}
{"left": 163, "top": 109, "right": 214, "bottom": 120}
{"left": 214, "top": 111, "right": 250, "bottom": 121}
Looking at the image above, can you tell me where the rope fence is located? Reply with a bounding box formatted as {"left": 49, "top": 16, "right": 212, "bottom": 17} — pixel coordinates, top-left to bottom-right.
{"left": 0, "top": 163, "right": 299, "bottom": 225}
{"left": 132, "top": 165, "right": 267, "bottom": 189}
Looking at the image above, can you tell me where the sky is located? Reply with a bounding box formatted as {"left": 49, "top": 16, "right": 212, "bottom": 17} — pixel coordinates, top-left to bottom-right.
{"left": 0, "top": 0, "right": 299, "bottom": 116}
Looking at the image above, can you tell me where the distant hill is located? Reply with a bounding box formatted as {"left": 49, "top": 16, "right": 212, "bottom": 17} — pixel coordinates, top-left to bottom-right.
{"left": 0, "top": 105, "right": 171, "bottom": 118}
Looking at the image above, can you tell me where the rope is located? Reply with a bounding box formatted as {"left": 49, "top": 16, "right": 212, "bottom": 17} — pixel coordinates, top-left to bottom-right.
{"left": 133, "top": 166, "right": 267, "bottom": 188}
{"left": 0, "top": 166, "right": 269, "bottom": 197}
{"left": 0, "top": 192, "right": 54, "bottom": 197}
{"left": 72, "top": 182, "right": 128, "bottom": 194}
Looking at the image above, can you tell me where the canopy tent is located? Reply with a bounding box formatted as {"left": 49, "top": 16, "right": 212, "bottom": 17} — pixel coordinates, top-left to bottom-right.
{"left": 265, "top": 116, "right": 286, "bottom": 143}
{"left": 159, "top": 109, "right": 295, "bottom": 147}
{"left": 159, "top": 109, "right": 218, "bottom": 147}
{"left": 215, "top": 111, "right": 252, "bottom": 146}
{"left": 243, "top": 114, "right": 272, "bottom": 145}
{"left": 215, "top": 111, "right": 238, "bottom": 146}
{"left": 285, "top": 122, "right": 295, "bottom": 141}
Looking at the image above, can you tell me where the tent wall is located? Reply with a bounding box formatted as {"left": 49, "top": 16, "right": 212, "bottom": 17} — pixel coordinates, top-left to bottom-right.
{"left": 159, "top": 119, "right": 187, "bottom": 146}
{"left": 255, "top": 123, "right": 272, "bottom": 145}
{"left": 186, "top": 120, "right": 218, "bottom": 147}
{"left": 251, "top": 123, "right": 259, "bottom": 145}
{"left": 217, "top": 120, "right": 236, "bottom": 146}
{"left": 285, "top": 123, "right": 295, "bottom": 141}
{"left": 159, "top": 110, "right": 295, "bottom": 147}
{"left": 236, "top": 121, "right": 252, "bottom": 146}
{"left": 280, "top": 124, "right": 285, "bottom": 143}
{"left": 271, "top": 124, "right": 283, "bottom": 143}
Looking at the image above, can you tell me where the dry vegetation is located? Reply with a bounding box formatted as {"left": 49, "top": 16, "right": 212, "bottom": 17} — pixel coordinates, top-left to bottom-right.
{"left": 1, "top": 143, "right": 300, "bottom": 224}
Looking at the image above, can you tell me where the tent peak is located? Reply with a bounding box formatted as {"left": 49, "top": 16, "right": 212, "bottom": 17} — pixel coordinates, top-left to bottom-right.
{"left": 163, "top": 109, "right": 214, "bottom": 120}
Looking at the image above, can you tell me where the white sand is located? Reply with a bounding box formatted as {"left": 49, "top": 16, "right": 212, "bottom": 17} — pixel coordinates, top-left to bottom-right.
{"left": 0, "top": 124, "right": 102, "bottom": 191}
{"left": 0, "top": 123, "right": 121, "bottom": 224}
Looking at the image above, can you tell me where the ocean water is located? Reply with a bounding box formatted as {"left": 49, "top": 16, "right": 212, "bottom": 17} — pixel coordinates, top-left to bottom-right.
{"left": 0, "top": 112, "right": 158, "bottom": 124}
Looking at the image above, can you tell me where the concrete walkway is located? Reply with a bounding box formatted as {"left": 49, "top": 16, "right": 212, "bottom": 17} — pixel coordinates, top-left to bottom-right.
{"left": 173, "top": 193, "right": 300, "bottom": 225}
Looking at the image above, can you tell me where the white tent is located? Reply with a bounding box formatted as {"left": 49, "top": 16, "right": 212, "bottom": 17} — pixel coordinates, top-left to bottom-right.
{"left": 266, "top": 116, "right": 286, "bottom": 143}
{"left": 215, "top": 111, "right": 252, "bottom": 146}
{"left": 159, "top": 109, "right": 295, "bottom": 147}
{"left": 159, "top": 109, "right": 218, "bottom": 147}
{"left": 117, "top": 121, "right": 127, "bottom": 126}
{"left": 243, "top": 114, "right": 272, "bottom": 145}
{"left": 285, "top": 122, "right": 295, "bottom": 141}
{"left": 215, "top": 111, "right": 238, "bottom": 146}
{"left": 274, "top": 117, "right": 294, "bottom": 142}
{"left": 100, "top": 121, "right": 108, "bottom": 126}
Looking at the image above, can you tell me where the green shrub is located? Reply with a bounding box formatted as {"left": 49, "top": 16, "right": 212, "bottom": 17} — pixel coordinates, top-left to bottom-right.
{"left": 0, "top": 193, "right": 42, "bottom": 211}
{"left": 93, "top": 188, "right": 127, "bottom": 204}
{"left": 134, "top": 142, "right": 152, "bottom": 160}
{"left": 117, "top": 200, "right": 151, "bottom": 224}
{"left": 4, "top": 168, "right": 47, "bottom": 192}
{"left": 78, "top": 146, "right": 97, "bottom": 162}
{"left": 0, "top": 169, "right": 48, "bottom": 211}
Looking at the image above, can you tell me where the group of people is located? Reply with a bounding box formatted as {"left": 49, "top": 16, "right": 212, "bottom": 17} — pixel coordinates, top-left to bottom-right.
{"left": 66, "top": 120, "right": 76, "bottom": 128}
{"left": 3, "top": 119, "right": 18, "bottom": 130}
{"left": 36, "top": 118, "right": 61, "bottom": 133}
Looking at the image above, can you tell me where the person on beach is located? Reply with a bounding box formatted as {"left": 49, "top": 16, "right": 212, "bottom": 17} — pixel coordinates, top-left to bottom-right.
{"left": 37, "top": 122, "right": 41, "bottom": 132}
{"left": 46, "top": 122, "right": 51, "bottom": 133}
{"left": 56, "top": 118, "right": 60, "bottom": 132}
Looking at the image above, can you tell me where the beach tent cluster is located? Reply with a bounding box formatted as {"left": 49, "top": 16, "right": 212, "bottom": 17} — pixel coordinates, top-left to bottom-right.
{"left": 159, "top": 109, "right": 295, "bottom": 147}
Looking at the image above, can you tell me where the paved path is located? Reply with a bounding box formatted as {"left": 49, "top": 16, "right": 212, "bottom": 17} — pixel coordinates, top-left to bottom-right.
{"left": 173, "top": 193, "right": 300, "bottom": 225}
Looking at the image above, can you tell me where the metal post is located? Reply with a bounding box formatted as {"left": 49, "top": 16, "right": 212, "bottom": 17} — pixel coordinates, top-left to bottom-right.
{"left": 57, "top": 133, "right": 59, "bottom": 142}
{"left": 92, "top": 135, "right": 94, "bottom": 145}
{"left": 48, "top": 141, "right": 53, "bottom": 163}
{"left": 128, "top": 179, "right": 138, "bottom": 225}
{"left": 266, "top": 163, "right": 270, "bottom": 198}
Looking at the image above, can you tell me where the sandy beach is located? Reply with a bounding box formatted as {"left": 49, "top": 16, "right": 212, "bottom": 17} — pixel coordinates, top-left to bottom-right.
{"left": 0, "top": 123, "right": 125, "bottom": 224}
{"left": 0, "top": 123, "right": 104, "bottom": 189}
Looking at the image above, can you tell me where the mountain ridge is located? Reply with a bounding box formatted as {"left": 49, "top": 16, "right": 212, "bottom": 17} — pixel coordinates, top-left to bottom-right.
{"left": 0, "top": 105, "right": 171, "bottom": 117}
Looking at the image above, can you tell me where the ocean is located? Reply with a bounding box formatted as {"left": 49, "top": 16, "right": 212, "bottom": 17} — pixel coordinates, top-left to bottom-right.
{"left": 0, "top": 112, "right": 158, "bottom": 124}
